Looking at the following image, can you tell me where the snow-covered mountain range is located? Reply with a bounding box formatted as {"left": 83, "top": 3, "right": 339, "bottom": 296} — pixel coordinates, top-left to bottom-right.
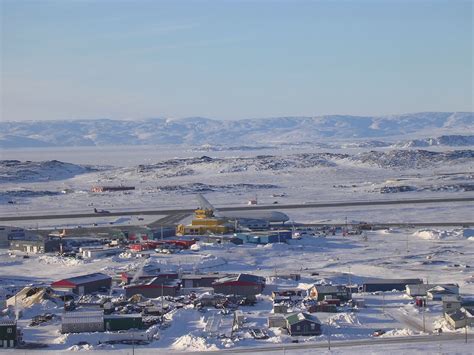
{"left": 1, "top": 112, "right": 472, "bottom": 148}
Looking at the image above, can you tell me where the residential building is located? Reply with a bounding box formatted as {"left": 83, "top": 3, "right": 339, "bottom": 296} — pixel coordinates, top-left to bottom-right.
{"left": 427, "top": 286, "right": 459, "bottom": 301}
{"left": 0, "top": 320, "right": 18, "bottom": 348}
{"left": 406, "top": 283, "right": 459, "bottom": 297}
{"left": 285, "top": 312, "right": 322, "bottom": 336}
{"left": 309, "top": 285, "right": 351, "bottom": 301}
{"left": 445, "top": 307, "right": 474, "bottom": 329}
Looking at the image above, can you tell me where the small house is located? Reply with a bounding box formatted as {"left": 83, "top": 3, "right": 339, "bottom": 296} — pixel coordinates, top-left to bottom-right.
{"left": 445, "top": 308, "right": 474, "bottom": 329}
{"left": 427, "top": 286, "right": 459, "bottom": 301}
{"left": 212, "top": 273, "right": 265, "bottom": 297}
{"left": 0, "top": 320, "right": 18, "bottom": 348}
{"left": 309, "top": 285, "right": 351, "bottom": 302}
{"left": 442, "top": 296, "right": 462, "bottom": 313}
{"left": 285, "top": 312, "right": 322, "bottom": 336}
{"left": 406, "top": 283, "right": 459, "bottom": 297}
{"left": 52, "top": 273, "right": 112, "bottom": 295}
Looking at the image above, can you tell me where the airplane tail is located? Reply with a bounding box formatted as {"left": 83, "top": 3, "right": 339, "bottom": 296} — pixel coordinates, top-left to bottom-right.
{"left": 196, "top": 194, "right": 221, "bottom": 216}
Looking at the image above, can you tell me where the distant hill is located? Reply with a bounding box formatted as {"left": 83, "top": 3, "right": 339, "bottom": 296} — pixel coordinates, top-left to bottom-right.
{"left": 0, "top": 112, "right": 472, "bottom": 148}
{"left": 394, "top": 135, "right": 474, "bottom": 148}
{"left": 0, "top": 160, "right": 97, "bottom": 183}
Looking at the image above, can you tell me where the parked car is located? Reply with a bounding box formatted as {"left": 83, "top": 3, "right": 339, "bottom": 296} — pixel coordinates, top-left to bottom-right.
{"left": 372, "top": 329, "right": 386, "bottom": 337}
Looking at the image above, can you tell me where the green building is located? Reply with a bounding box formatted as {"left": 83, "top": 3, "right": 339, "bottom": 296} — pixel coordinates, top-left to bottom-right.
{"left": 104, "top": 314, "right": 143, "bottom": 331}
{"left": 0, "top": 320, "right": 18, "bottom": 348}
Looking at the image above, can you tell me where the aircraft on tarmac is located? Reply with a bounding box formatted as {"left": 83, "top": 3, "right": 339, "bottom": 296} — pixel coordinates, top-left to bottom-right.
{"left": 196, "top": 194, "right": 289, "bottom": 223}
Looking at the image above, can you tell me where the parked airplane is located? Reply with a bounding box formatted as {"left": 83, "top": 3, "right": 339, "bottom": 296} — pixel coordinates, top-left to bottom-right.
{"left": 196, "top": 194, "right": 289, "bottom": 223}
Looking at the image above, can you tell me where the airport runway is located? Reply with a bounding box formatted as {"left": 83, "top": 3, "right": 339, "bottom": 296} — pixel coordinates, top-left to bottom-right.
{"left": 1, "top": 196, "right": 473, "bottom": 222}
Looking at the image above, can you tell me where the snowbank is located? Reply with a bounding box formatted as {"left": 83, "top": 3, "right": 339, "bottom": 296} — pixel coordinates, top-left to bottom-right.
{"left": 38, "top": 255, "right": 85, "bottom": 266}
{"left": 172, "top": 335, "right": 219, "bottom": 351}
{"left": 381, "top": 328, "right": 415, "bottom": 337}
{"left": 413, "top": 228, "right": 474, "bottom": 241}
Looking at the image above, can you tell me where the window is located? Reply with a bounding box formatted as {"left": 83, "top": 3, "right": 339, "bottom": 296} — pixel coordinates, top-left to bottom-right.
{"left": 7, "top": 327, "right": 12, "bottom": 334}
{"left": 310, "top": 324, "right": 315, "bottom": 330}
{"left": 296, "top": 325, "right": 301, "bottom": 331}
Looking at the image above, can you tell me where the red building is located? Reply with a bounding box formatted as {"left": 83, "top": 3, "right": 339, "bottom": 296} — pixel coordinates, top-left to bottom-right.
{"left": 212, "top": 273, "right": 265, "bottom": 297}
{"left": 51, "top": 273, "right": 112, "bottom": 295}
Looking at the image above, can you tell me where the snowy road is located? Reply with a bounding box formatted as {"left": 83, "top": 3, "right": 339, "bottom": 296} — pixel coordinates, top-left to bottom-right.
{"left": 190, "top": 333, "right": 473, "bottom": 354}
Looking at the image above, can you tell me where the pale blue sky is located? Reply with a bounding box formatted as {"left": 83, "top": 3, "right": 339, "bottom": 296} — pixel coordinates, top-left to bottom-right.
{"left": 1, "top": 0, "right": 472, "bottom": 121}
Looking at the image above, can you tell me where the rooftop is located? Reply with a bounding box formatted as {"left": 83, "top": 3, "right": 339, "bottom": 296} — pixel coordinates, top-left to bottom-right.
{"left": 286, "top": 312, "right": 320, "bottom": 326}
{"left": 54, "top": 272, "right": 111, "bottom": 286}
{"left": 214, "top": 273, "right": 265, "bottom": 285}
{"left": 364, "top": 278, "right": 423, "bottom": 285}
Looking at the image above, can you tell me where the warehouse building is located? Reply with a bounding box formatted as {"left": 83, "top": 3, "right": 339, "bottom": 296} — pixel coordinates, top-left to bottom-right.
{"left": 0, "top": 226, "right": 29, "bottom": 248}
{"left": 124, "top": 278, "right": 180, "bottom": 298}
{"left": 51, "top": 273, "right": 112, "bottom": 295}
{"left": 9, "top": 234, "right": 60, "bottom": 254}
{"left": 361, "top": 278, "right": 423, "bottom": 292}
{"left": 212, "top": 273, "right": 265, "bottom": 297}
{"left": 61, "top": 310, "right": 104, "bottom": 333}
{"left": 181, "top": 273, "right": 223, "bottom": 289}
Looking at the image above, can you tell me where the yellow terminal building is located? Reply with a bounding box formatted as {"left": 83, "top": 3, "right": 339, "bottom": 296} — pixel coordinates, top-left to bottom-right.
{"left": 176, "top": 208, "right": 233, "bottom": 235}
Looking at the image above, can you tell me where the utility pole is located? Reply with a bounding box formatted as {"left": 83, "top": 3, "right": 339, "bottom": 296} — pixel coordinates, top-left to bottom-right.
{"left": 422, "top": 300, "right": 426, "bottom": 333}
{"left": 466, "top": 323, "right": 468, "bottom": 344}
{"left": 161, "top": 226, "right": 163, "bottom": 241}
{"left": 161, "top": 283, "right": 164, "bottom": 324}
{"left": 382, "top": 293, "right": 385, "bottom": 314}
{"left": 132, "top": 331, "right": 135, "bottom": 355}
{"left": 327, "top": 320, "right": 331, "bottom": 350}
{"left": 348, "top": 266, "right": 352, "bottom": 287}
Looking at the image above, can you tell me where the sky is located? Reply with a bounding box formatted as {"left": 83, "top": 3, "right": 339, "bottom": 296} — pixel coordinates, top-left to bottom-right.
{"left": 1, "top": 0, "right": 472, "bottom": 121}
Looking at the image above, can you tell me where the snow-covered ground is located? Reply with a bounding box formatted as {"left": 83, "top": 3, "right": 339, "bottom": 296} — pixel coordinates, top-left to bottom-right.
{"left": 1, "top": 227, "right": 473, "bottom": 351}
{"left": 1, "top": 145, "right": 473, "bottom": 219}
{"left": 1, "top": 143, "right": 473, "bottom": 353}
